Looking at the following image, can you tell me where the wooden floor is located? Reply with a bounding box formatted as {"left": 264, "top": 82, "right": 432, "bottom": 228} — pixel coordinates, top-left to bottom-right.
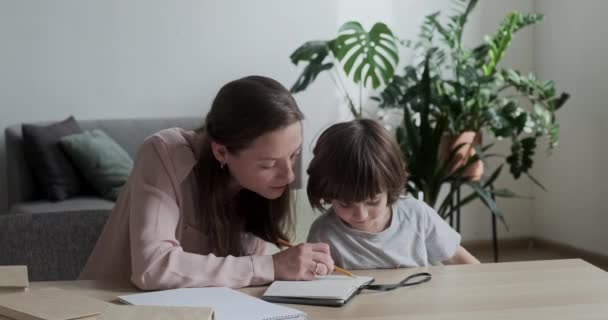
{"left": 468, "top": 240, "right": 608, "bottom": 272}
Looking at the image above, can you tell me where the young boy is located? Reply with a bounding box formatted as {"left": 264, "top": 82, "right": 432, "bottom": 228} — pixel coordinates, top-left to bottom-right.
{"left": 306, "top": 119, "right": 479, "bottom": 269}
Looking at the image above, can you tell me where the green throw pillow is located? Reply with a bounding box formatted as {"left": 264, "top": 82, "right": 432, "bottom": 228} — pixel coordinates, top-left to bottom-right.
{"left": 60, "top": 129, "right": 133, "bottom": 200}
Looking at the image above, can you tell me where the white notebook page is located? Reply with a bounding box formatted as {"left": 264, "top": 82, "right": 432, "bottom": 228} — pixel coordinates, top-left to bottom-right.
{"left": 118, "top": 287, "right": 305, "bottom": 320}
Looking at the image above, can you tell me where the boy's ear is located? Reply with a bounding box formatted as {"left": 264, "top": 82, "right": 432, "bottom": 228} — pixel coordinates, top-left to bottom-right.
{"left": 211, "top": 141, "right": 228, "bottom": 165}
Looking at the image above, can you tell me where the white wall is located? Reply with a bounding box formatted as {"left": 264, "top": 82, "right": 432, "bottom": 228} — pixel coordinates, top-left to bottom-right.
{"left": 0, "top": 0, "right": 341, "bottom": 213}
{"left": 533, "top": 0, "right": 608, "bottom": 255}
{"left": 0, "top": 1, "right": 540, "bottom": 245}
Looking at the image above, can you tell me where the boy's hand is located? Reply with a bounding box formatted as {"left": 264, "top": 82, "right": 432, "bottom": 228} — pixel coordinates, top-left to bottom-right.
{"left": 442, "top": 246, "right": 481, "bottom": 265}
{"left": 272, "top": 243, "right": 335, "bottom": 280}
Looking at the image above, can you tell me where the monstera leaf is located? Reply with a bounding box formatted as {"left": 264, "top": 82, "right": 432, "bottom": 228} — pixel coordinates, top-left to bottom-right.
{"left": 332, "top": 21, "right": 399, "bottom": 89}
{"left": 290, "top": 41, "right": 334, "bottom": 93}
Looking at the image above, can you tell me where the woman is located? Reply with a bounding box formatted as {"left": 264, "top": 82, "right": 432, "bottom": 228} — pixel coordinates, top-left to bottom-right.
{"left": 80, "top": 76, "right": 335, "bottom": 290}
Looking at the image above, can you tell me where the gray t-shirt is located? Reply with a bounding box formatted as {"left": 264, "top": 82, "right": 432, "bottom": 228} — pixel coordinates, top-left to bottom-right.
{"left": 307, "top": 196, "right": 461, "bottom": 269}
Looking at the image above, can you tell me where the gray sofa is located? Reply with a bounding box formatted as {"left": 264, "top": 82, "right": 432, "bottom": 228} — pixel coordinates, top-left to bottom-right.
{"left": 1, "top": 117, "right": 202, "bottom": 280}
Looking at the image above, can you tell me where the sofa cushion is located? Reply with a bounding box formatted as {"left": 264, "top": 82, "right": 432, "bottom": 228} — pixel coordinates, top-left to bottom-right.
{"left": 21, "top": 116, "right": 85, "bottom": 201}
{"left": 9, "top": 197, "right": 115, "bottom": 215}
{"left": 60, "top": 130, "right": 133, "bottom": 200}
{"left": 5, "top": 117, "right": 206, "bottom": 208}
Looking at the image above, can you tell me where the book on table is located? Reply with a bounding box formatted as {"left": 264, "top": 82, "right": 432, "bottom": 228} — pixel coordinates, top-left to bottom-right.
{"left": 0, "top": 266, "right": 28, "bottom": 294}
{"left": 262, "top": 275, "right": 375, "bottom": 307}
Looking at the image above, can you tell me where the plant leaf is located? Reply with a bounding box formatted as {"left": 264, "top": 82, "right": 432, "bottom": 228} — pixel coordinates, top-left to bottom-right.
{"left": 290, "top": 41, "right": 334, "bottom": 93}
{"left": 483, "top": 164, "right": 503, "bottom": 188}
{"left": 525, "top": 172, "right": 547, "bottom": 191}
{"left": 467, "top": 182, "right": 508, "bottom": 230}
{"left": 332, "top": 21, "right": 399, "bottom": 89}
{"left": 491, "top": 188, "right": 532, "bottom": 199}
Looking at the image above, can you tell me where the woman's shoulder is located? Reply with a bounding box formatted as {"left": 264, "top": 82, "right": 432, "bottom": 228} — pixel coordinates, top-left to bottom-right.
{"left": 136, "top": 128, "right": 199, "bottom": 181}
{"left": 144, "top": 128, "right": 197, "bottom": 149}
{"left": 140, "top": 128, "right": 198, "bottom": 155}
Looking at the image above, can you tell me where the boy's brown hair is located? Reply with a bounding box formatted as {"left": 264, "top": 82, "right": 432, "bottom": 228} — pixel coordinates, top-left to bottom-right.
{"left": 307, "top": 119, "right": 407, "bottom": 211}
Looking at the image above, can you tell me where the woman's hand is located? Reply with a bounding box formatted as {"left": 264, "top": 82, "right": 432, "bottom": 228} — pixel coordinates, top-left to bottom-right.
{"left": 272, "top": 243, "right": 335, "bottom": 280}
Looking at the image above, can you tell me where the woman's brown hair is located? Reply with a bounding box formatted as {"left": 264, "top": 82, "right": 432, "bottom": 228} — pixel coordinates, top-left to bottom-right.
{"left": 307, "top": 119, "right": 407, "bottom": 211}
{"left": 195, "top": 75, "right": 304, "bottom": 257}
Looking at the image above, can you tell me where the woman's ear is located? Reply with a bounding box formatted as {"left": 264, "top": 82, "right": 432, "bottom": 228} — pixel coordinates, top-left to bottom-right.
{"left": 211, "top": 141, "right": 228, "bottom": 167}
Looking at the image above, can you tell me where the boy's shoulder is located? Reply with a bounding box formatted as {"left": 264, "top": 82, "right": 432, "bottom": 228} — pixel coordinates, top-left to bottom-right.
{"left": 393, "top": 195, "right": 435, "bottom": 221}
{"left": 307, "top": 211, "right": 340, "bottom": 242}
{"left": 395, "top": 194, "right": 431, "bottom": 208}
{"left": 309, "top": 210, "right": 338, "bottom": 230}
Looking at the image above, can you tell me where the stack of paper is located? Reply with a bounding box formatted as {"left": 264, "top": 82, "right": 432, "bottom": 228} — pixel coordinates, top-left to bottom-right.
{"left": 0, "top": 288, "right": 109, "bottom": 320}
{"left": 0, "top": 266, "right": 28, "bottom": 294}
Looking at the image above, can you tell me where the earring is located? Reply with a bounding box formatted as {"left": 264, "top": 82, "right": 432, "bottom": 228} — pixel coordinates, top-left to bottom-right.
{"left": 220, "top": 161, "right": 226, "bottom": 170}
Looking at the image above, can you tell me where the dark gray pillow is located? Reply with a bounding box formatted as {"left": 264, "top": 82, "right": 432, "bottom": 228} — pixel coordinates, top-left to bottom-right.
{"left": 60, "top": 129, "right": 133, "bottom": 201}
{"left": 22, "top": 116, "right": 84, "bottom": 201}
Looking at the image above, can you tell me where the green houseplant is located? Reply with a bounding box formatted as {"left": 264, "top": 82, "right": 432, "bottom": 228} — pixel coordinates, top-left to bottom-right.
{"left": 289, "top": 0, "right": 569, "bottom": 225}
{"left": 290, "top": 21, "right": 400, "bottom": 118}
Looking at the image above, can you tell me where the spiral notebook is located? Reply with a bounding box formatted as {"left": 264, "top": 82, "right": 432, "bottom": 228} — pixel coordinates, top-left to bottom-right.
{"left": 262, "top": 275, "right": 375, "bottom": 307}
{"left": 118, "top": 287, "right": 306, "bottom": 320}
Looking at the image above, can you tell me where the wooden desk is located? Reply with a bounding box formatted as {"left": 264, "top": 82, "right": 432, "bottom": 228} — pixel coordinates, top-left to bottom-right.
{"left": 29, "top": 259, "right": 608, "bottom": 319}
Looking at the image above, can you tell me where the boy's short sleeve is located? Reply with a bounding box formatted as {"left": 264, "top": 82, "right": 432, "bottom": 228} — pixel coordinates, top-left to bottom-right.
{"left": 423, "top": 205, "right": 461, "bottom": 263}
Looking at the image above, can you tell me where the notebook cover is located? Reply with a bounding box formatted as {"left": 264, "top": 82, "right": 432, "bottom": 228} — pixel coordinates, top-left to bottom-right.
{"left": 261, "top": 277, "right": 375, "bottom": 307}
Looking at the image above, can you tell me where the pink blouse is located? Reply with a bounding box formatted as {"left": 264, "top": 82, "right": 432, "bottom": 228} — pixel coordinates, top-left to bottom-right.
{"left": 79, "top": 128, "right": 274, "bottom": 290}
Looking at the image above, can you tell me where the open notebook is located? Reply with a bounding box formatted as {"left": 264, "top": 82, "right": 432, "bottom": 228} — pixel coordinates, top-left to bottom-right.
{"left": 118, "top": 287, "right": 306, "bottom": 320}
{"left": 262, "top": 275, "right": 375, "bottom": 307}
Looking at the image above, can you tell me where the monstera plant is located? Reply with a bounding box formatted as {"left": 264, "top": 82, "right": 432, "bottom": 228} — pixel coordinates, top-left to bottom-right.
{"left": 290, "top": 21, "right": 399, "bottom": 118}
{"left": 289, "top": 0, "right": 569, "bottom": 226}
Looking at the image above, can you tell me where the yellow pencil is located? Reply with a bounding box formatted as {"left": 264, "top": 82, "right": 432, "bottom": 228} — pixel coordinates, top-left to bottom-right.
{"left": 277, "top": 239, "right": 355, "bottom": 278}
